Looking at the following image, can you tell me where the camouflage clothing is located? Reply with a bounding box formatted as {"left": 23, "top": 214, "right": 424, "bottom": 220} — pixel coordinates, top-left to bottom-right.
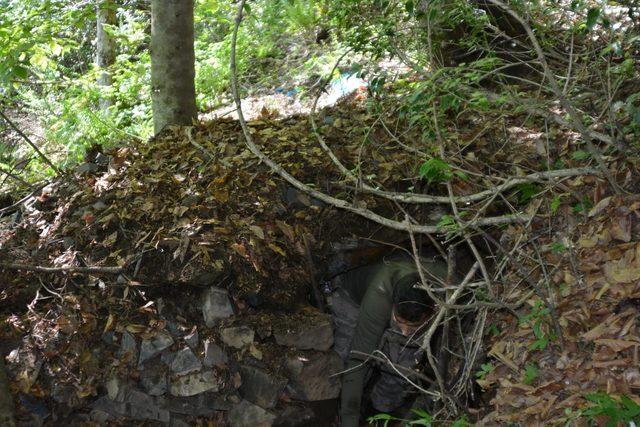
{"left": 328, "top": 255, "right": 449, "bottom": 427}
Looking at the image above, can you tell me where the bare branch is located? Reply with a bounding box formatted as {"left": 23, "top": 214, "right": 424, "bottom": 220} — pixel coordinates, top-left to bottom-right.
{"left": 485, "top": 0, "right": 622, "bottom": 193}
{"left": 0, "top": 263, "right": 123, "bottom": 275}
{"left": 0, "top": 110, "right": 61, "bottom": 176}
{"left": 229, "top": 0, "right": 532, "bottom": 235}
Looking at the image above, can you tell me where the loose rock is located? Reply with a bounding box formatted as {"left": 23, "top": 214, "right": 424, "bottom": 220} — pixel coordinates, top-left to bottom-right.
{"left": 221, "top": 326, "right": 254, "bottom": 349}
{"left": 202, "top": 287, "right": 234, "bottom": 327}
{"left": 170, "top": 347, "right": 202, "bottom": 375}
{"left": 140, "top": 360, "right": 168, "bottom": 396}
{"left": 106, "top": 376, "right": 128, "bottom": 402}
{"left": 183, "top": 327, "right": 199, "bottom": 349}
{"left": 203, "top": 339, "right": 228, "bottom": 367}
{"left": 163, "top": 392, "right": 233, "bottom": 415}
{"left": 119, "top": 331, "right": 137, "bottom": 361}
{"left": 273, "top": 313, "right": 333, "bottom": 351}
{"left": 170, "top": 370, "right": 220, "bottom": 397}
{"left": 125, "top": 389, "right": 170, "bottom": 423}
{"left": 139, "top": 331, "right": 174, "bottom": 366}
{"left": 227, "top": 399, "right": 276, "bottom": 427}
{"left": 285, "top": 351, "right": 342, "bottom": 401}
{"left": 239, "top": 365, "right": 287, "bottom": 409}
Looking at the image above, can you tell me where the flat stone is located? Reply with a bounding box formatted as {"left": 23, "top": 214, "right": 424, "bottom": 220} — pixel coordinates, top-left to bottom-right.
{"left": 221, "top": 326, "right": 254, "bottom": 349}
{"left": 106, "top": 376, "right": 128, "bottom": 402}
{"left": 273, "top": 313, "right": 333, "bottom": 351}
{"left": 119, "top": 331, "right": 137, "bottom": 362}
{"left": 202, "top": 287, "right": 234, "bottom": 327}
{"left": 170, "top": 370, "right": 220, "bottom": 397}
{"left": 90, "top": 408, "right": 113, "bottom": 423}
{"left": 164, "top": 392, "right": 233, "bottom": 415}
{"left": 183, "top": 327, "right": 199, "bottom": 349}
{"left": 91, "top": 389, "right": 170, "bottom": 423}
{"left": 227, "top": 399, "right": 276, "bottom": 427}
{"left": 239, "top": 365, "right": 287, "bottom": 409}
{"left": 203, "top": 339, "right": 228, "bottom": 368}
{"left": 125, "top": 388, "right": 170, "bottom": 423}
{"left": 139, "top": 331, "right": 174, "bottom": 366}
{"left": 140, "top": 360, "right": 168, "bottom": 396}
{"left": 91, "top": 395, "right": 126, "bottom": 418}
{"left": 285, "top": 351, "right": 342, "bottom": 401}
{"left": 170, "top": 347, "right": 202, "bottom": 375}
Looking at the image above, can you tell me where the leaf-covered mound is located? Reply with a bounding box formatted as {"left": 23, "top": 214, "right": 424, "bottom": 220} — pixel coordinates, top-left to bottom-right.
{"left": 1, "top": 94, "right": 640, "bottom": 425}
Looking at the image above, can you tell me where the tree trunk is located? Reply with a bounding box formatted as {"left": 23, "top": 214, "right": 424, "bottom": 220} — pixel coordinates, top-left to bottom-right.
{"left": 96, "top": 0, "right": 117, "bottom": 111}
{"left": 150, "top": 0, "right": 197, "bottom": 134}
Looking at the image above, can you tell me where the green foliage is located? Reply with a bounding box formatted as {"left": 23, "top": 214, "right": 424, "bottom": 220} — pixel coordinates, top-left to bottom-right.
{"left": 475, "top": 363, "right": 494, "bottom": 380}
{"left": 514, "top": 183, "right": 539, "bottom": 204}
{"left": 521, "top": 301, "right": 555, "bottom": 351}
{"left": 550, "top": 195, "right": 562, "bottom": 215}
{"left": 418, "top": 157, "right": 452, "bottom": 184}
{"left": 572, "top": 197, "right": 592, "bottom": 214}
{"left": 583, "top": 393, "right": 640, "bottom": 426}
{"left": 571, "top": 150, "right": 591, "bottom": 161}
{"left": 523, "top": 363, "right": 538, "bottom": 385}
{"left": 551, "top": 242, "right": 566, "bottom": 254}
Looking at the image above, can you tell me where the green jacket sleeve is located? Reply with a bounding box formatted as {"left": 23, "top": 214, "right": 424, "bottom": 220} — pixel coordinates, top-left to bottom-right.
{"left": 340, "top": 276, "right": 393, "bottom": 427}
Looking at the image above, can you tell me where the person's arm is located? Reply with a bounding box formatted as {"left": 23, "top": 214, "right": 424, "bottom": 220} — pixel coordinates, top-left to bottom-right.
{"left": 340, "top": 279, "right": 393, "bottom": 427}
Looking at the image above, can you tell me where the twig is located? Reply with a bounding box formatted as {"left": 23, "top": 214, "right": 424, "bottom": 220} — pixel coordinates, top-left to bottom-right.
{"left": 475, "top": 230, "right": 565, "bottom": 351}
{"left": 229, "top": 0, "right": 532, "bottom": 236}
{"left": 0, "top": 263, "right": 123, "bottom": 275}
{"left": 486, "top": 0, "right": 622, "bottom": 194}
{"left": 357, "top": 168, "right": 597, "bottom": 205}
{"left": 0, "top": 165, "right": 31, "bottom": 188}
{"left": 349, "top": 350, "right": 438, "bottom": 390}
{"left": 302, "top": 233, "right": 326, "bottom": 312}
{"left": 0, "top": 109, "right": 61, "bottom": 176}
{"left": 0, "top": 182, "right": 48, "bottom": 215}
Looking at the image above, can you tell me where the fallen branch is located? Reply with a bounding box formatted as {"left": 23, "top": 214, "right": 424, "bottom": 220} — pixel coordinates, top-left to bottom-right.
{"left": 0, "top": 109, "right": 61, "bottom": 176}
{"left": 305, "top": 60, "right": 596, "bottom": 206}
{"left": 0, "top": 164, "right": 31, "bottom": 188}
{"left": 0, "top": 182, "right": 48, "bottom": 215}
{"left": 230, "top": 0, "right": 533, "bottom": 235}
{"left": 346, "top": 168, "right": 597, "bottom": 205}
{"left": 0, "top": 263, "right": 123, "bottom": 275}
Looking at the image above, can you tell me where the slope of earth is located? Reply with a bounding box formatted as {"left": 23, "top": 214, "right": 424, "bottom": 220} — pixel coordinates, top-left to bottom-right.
{"left": 0, "top": 90, "right": 639, "bottom": 425}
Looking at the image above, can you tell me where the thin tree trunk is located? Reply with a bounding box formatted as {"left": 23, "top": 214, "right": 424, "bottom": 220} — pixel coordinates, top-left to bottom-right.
{"left": 150, "top": 0, "right": 197, "bottom": 134}
{"left": 96, "top": 0, "right": 117, "bottom": 110}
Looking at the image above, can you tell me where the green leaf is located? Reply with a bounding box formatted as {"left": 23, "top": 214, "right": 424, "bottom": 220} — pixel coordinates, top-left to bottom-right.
{"left": 418, "top": 157, "right": 452, "bottom": 184}
{"left": 436, "top": 214, "right": 456, "bottom": 231}
{"left": 13, "top": 65, "right": 28, "bottom": 79}
{"left": 405, "top": 0, "right": 414, "bottom": 15}
{"left": 515, "top": 183, "right": 539, "bottom": 203}
{"left": 451, "top": 416, "right": 469, "bottom": 427}
{"left": 551, "top": 242, "right": 565, "bottom": 254}
{"left": 367, "top": 413, "right": 402, "bottom": 427}
{"left": 571, "top": 150, "right": 591, "bottom": 160}
{"left": 408, "top": 408, "right": 432, "bottom": 425}
{"left": 586, "top": 8, "right": 600, "bottom": 30}
{"left": 550, "top": 195, "right": 562, "bottom": 215}
{"left": 523, "top": 363, "right": 538, "bottom": 385}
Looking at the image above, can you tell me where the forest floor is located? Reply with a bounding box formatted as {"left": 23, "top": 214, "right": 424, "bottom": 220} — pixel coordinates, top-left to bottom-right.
{"left": 1, "top": 80, "right": 639, "bottom": 426}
